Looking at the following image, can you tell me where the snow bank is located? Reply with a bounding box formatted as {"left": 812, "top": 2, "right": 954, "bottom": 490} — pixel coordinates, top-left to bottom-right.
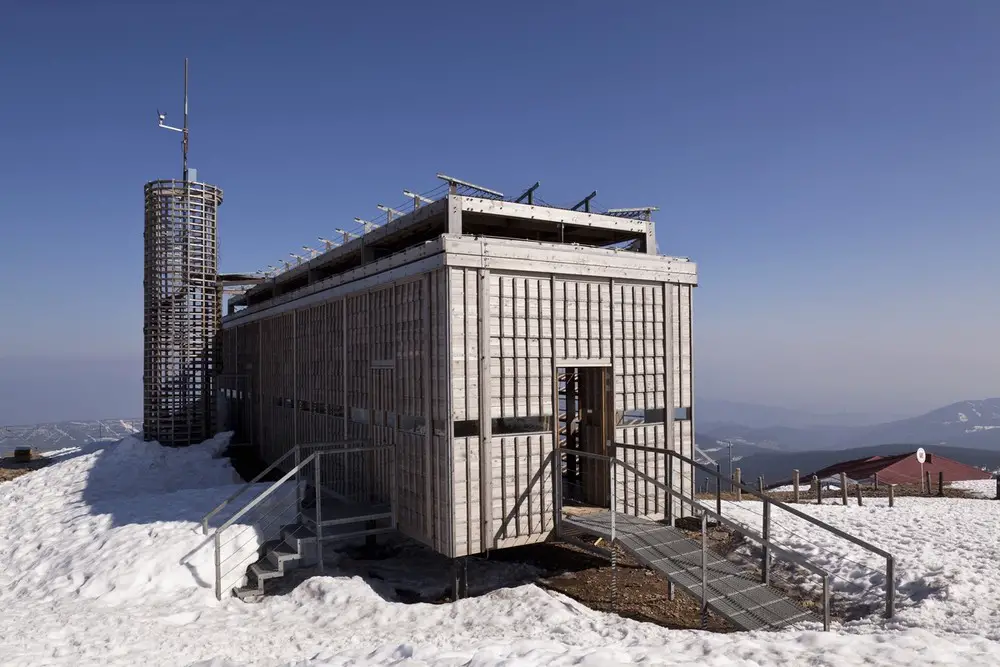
{"left": 950, "top": 478, "right": 997, "bottom": 498}
{"left": 0, "top": 432, "right": 251, "bottom": 603}
{"left": 722, "top": 496, "right": 1000, "bottom": 638}
{"left": 4, "top": 435, "right": 1000, "bottom": 665}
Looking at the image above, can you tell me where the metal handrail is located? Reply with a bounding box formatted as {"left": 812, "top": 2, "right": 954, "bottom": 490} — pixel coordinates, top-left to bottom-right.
{"left": 199, "top": 440, "right": 372, "bottom": 535}
{"left": 562, "top": 446, "right": 835, "bottom": 629}
{"left": 607, "top": 442, "right": 891, "bottom": 620}
{"left": 201, "top": 447, "right": 298, "bottom": 535}
{"left": 216, "top": 452, "right": 316, "bottom": 536}
{"left": 567, "top": 448, "right": 830, "bottom": 578}
{"left": 614, "top": 442, "right": 894, "bottom": 560}
{"left": 208, "top": 442, "right": 399, "bottom": 600}
{"left": 211, "top": 451, "right": 318, "bottom": 599}
{"left": 613, "top": 455, "right": 830, "bottom": 579}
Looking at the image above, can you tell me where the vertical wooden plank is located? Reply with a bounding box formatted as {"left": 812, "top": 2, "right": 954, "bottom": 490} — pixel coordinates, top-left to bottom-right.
{"left": 477, "top": 268, "right": 493, "bottom": 552}
{"left": 422, "top": 275, "right": 434, "bottom": 541}
{"left": 342, "top": 298, "right": 348, "bottom": 439}
{"left": 549, "top": 274, "right": 560, "bottom": 534}
{"left": 662, "top": 282, "right": 675, "bottom": 518}
{"left": 444, "top": 269, "right": 457, "bottom": 558}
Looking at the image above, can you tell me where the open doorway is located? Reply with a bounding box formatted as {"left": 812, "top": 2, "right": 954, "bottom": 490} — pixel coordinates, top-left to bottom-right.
{"left": 558, "top": 365, "right": 613, "bottom": 507}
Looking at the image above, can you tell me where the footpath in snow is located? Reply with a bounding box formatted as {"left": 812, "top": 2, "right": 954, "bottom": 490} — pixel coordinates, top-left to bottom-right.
{"left": 2, "top": 435, "right": 1000, "bottom": 666}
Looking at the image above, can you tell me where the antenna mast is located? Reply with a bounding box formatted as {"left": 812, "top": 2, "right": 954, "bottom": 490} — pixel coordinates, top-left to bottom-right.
{"left": 183, "top": 58, "right": 189, "bottom": 181}
{"left": 157, "top": 57, "right": 191, "bottom": 181}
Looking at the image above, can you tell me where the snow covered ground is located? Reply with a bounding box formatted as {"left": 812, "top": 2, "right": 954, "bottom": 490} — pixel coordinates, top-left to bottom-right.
{"left": 949, "top": 478, "right": 997, "bottom": 498}
{"left": 3, "top": 436, "right": 1000, "bottom": 666}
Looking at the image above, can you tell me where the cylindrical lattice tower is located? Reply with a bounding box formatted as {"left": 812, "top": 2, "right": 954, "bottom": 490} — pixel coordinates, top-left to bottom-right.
{"left": 143, "top": 179, "right": 224, "bottom": 446}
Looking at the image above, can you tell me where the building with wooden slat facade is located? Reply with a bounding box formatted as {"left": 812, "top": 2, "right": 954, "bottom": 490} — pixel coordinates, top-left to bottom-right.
{"left": 217, "top": 178, "right": 698, "bottom": 559}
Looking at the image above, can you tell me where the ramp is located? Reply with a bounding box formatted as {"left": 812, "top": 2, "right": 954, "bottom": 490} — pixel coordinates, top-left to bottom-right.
{"left": 562, "top": 511, "right": 817, "bottom": 631}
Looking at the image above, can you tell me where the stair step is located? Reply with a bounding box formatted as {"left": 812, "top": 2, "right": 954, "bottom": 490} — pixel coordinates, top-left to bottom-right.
{"left": 250, "top": 560, "right": 283, "bottom": 581}
{"left": 233, "top": 586, "right": 264, "bottom": 603}
{"left": 267, "top": 542, "right": 300, "bottom": 567}
{"left": 282, "top": 524, "right": 317, "bottom": 543}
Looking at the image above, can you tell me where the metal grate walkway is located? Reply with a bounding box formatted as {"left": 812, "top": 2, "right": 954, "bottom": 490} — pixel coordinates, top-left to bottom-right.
{"left": 562, "top": 511, "right": 817, "bottom": 631}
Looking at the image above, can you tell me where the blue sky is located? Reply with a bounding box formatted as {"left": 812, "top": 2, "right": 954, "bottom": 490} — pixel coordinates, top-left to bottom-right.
{"left": 1, "top": 1, "right": 999, "bottom": 423}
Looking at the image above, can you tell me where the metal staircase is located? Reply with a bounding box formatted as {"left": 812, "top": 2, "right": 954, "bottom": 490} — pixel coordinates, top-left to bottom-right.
{"left": 562, "top": 511, "right": 817, "bottom": 630}
{"left": 201, "top": 440, "right": 395, "bottom": 601}
{"left": 233, "top": 500, "right": 395, "bottom": 601}
{"left": 556, "top": 444, "right": 898, "bottom": 631}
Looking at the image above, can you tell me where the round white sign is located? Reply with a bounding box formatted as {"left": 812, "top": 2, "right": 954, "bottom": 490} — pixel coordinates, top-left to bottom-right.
{"left": 916, "top": 448, "right": 926, "bottom": 464}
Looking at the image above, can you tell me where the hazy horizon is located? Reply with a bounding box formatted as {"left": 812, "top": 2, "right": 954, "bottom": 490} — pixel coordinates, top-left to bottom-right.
{"left": 0, "top": 355, "right": 984, "bottom": 427}
{"left": 2, "top": 3, "right": 999, "bottom": 425}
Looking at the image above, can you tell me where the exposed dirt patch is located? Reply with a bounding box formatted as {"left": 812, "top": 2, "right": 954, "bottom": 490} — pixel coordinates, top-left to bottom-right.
{"left": 509, "top": 542, "right": 736, "bottom": 632}
{"left": 0, "top": 452, "right": 49, "bottom": 483}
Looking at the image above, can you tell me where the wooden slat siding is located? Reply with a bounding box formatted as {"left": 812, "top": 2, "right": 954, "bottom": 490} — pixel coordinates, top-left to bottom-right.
{"left": 610, "top": 282, "right": 674, "bottom": 520}
{"left": 428, "top": 269, "right": 451, "bottom": 555}
{"left": 483, "top": 274, "right": 556, "bottom": 550}
{"left": 476, "top": 269, "right": 492, "bottom": 553}
{"left": 489, "top": 274, "right": 553, "bottom": 420}
{"left": 614, "top": 424, "right": 668, "bottom": 520}
{"left": 452, "top": 435, "right": 481, "bottom": 557}
{"left": 449, "top": 267, "right": 482, "bottom": 556}
{"left": 227, "top": 259, "right": 693, "bottom": 559}
{"left": 490, "top": 434, "right": 555, "bottom": 543}
{"left": 678, "top": 283, "right": 693, "bottom": 512}
{"left": 388, "top": 278, "right": 431, "bottom": 543}
{"left": 449, "top": 267, "right": 477, "bottom": 422}
{"left": 554, "top": 279, "right": 612, "bottom": 508}
{"left": 261, "top": 315, "right": 271, "bottom": 462}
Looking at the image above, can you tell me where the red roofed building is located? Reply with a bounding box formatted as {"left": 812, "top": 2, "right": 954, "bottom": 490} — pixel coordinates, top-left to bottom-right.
{"left": 798, "top": 450, "right": 992, "bottom": 486}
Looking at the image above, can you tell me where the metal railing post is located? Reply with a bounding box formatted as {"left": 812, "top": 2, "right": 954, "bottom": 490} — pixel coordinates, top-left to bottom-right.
{"left": 886, "top": 555, "right": 895, "bottom": 619}
{"left": 762, "top": 499, "right": 771, "bottom": 585}
{"left": 391, "top": 447, "right": 398, "bottom": 529}
{"left": 666, "top": 453, "right": 674, "bottom": 525}
{"left": 822, "top": 574, "right": 830, "bottom": 631}
{"left": 214, "top": 531, "right": 222, "bottom": 601}
{"left": 610, "top": 458, "right": 618, "bottom": 612}
{"left": 294, "top": 444, "right": 302, "bottom": 523}
{"left": 715, "top": 463, "right": 722, "bottom": 518}
{"left": 315, "top": 451, "right": 324, "bottom": 574}
{"left": 610, "top": 459, "right": 617, "bottom": 544}
{"left": 553, "top": 450, "right": 563, "bottom": 536}
{"left": 701, "top": 511, "right": 708, "bottom": 628}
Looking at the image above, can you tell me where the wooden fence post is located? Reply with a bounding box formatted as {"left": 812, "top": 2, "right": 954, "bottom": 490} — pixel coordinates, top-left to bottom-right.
{"left": 734, "top": 468, "right": 742, "bottom": 502}
{"left": 938, "top": 471, "right": 944, "bottom": 497}
{"left": 840, "top": 473, "right": 848, "bottom": 506}
{"left": 874, "top": 473, "right": 879, "bottom": 491}
{"left": 888, "top": 484, "right": 895, "bottom": 508}
{"left": 815, "top": 475, "right": 821, "bottom": 504}
{"left": 856, "top": 483, "right": 863, "bottom": 506}
{"left": 793, "top": 469, "right": 800, "bottom": 503}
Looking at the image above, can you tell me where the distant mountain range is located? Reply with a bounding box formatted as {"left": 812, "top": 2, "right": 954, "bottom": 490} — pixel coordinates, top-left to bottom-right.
{"left": 692, "top": 398, "right": 1000, "bottom": 490}
{"left": 0, "top": 419, "right": 142, "bottom": 455}
{"left": 696, "top": 398, "right": 903, "bottom": 429}
{"left": 697, "top": 398, "right": 1000, "bottom": 453}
